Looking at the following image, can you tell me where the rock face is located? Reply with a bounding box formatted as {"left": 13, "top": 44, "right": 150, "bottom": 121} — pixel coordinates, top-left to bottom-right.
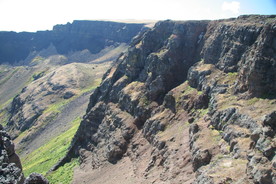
{"left": 0, "top": 124, "right": 24, "bottom": 184}
{"left": 0, "top": 21, "right": 145, "bottom": 64}
{"left": 64, "top": 15, "right": 276, "bottom": 183}
{"left": 200, "top": 15, "right": 276, "bottom": 97}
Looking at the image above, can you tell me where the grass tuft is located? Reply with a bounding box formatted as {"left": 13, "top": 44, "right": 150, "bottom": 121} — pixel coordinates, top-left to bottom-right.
{"left": 46, "top": 158, "right": 79, "bottom": 184}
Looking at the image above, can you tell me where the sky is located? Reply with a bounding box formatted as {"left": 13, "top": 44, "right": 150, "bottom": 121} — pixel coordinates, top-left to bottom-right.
{"left": 0, "top": 0, "right": 275, "bottom": 32}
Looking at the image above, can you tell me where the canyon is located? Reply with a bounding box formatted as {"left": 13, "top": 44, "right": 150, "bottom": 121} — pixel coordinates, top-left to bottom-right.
{"left": 0, "top": 15, "right": 275, "bottom": 184}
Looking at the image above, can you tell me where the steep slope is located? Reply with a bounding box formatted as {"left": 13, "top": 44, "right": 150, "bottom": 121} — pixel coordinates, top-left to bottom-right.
{"left": 62, "top": 15, "right": 276, "bottom": 183}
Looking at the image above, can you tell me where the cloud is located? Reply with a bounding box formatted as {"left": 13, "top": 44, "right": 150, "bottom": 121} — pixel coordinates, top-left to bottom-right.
{"left": 222, "top": 1, "right": 240, "bottom": 14}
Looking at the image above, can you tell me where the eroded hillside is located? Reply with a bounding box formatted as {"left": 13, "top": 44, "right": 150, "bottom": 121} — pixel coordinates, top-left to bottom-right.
{"left": 63, "top": 15, "right": 276, "bottom": 184}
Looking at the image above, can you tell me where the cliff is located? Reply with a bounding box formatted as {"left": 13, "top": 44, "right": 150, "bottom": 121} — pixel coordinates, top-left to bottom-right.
{"left": 65, "top": 15, "right": 276, "bottom": 183}
{"left": 0, "top": 21, "right": 145, "bottom": 64}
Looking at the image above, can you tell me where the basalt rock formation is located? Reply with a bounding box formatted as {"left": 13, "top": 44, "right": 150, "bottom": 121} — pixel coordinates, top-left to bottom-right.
{"left": 64, "top": 15, "right": 276, "bottom": 183}
{"left": 0, "top": 21, "right": 145, "bottom": 64}
{"left": 0, "top": 124, "right": 24, "bottom": 184}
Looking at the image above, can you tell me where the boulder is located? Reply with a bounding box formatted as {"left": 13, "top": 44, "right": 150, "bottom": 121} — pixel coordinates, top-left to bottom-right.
{"left": 24, "top": 173, "right": 49, "bottom": 184}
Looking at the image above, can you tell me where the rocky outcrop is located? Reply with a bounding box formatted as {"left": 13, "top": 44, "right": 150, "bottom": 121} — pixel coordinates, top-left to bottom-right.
{"left": 0, "top": 21, "right": 145, "bottom": 64}
{"left": 0, "top": 125, "right": 49, "bottom": 184}
{"left": 64, "top": 15, "right": 276, "bottom": 183}
{"left": 0, "top": 124, "right": 24, "bottom": 184}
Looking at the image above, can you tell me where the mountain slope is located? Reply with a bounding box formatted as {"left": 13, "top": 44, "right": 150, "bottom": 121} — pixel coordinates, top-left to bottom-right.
{"left": 64, "top": 15, "right": 276, "bottom": 183}
{"left": 0, "top": 21, "right": 146, "bottom": 183}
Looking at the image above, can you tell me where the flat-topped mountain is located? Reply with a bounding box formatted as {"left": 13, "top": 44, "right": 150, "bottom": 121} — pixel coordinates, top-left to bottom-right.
{"left": 0, "top": 20, "right": 146, "bottom": 64}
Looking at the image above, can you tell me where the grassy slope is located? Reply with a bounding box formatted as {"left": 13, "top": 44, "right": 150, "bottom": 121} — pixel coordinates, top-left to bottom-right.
{"left": 22, "top": 117, "right": 81, "bottom": 181}
{"left": 19, "top": 71, "right": 103, "bottom": 183}
{"left": 19, "top": 77, "right": 102, "bottom": 183}
{"left": 18, "top": 74, "right": 102, "bottom": 183}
